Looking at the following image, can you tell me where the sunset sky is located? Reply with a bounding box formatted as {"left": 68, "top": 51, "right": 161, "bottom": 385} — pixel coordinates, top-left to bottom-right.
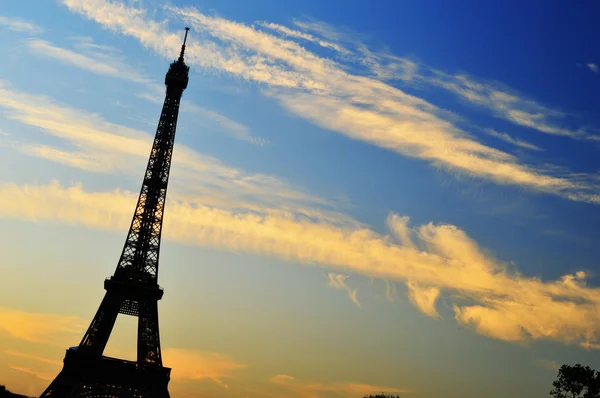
{"left": 1, "top": 1, "right": 600, "bottom": 397}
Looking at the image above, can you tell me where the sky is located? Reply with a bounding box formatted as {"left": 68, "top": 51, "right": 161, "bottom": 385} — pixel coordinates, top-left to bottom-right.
{"left": 0, "top": 0, "right": 600, "bottom": 397}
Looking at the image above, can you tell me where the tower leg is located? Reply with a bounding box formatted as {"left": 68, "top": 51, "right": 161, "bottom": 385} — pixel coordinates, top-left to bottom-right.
{"left": 138, "top": 300, "right": 164, "bottom": 365}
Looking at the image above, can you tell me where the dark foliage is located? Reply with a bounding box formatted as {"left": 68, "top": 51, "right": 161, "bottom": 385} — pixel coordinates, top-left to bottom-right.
{"left": 364, "top": 394, "right": 401, "bottom": 398}
{"left": 0, "top": 385, "right": 32, "bottom": 398}
{"left": 550, "top": 364, "right": 600, "bottom": 398}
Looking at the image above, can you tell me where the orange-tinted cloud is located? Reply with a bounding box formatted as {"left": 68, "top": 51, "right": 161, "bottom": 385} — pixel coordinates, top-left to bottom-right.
{"left": 162, "top": 348, "right": 247, "bottom": 388}
{"left": 406, "top": 281, "right": 440, "bottom": 318}
{"left": 6, "top": 351, "right": 62, "bottom": 367}
{"left": 10, "top": 366, "right": 53, "bottom": 381}
{"left": 268, "top": 374, "right": 410, "bottom": 398}
{"left": 0, "top": 307, "right": 85, "bottom": 344}
{"left": 2, "top": 182, "right": 600, "bottom": 349}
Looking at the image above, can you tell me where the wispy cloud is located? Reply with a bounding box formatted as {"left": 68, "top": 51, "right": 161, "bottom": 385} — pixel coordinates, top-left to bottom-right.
{"left": 22, "top": 35, "right": 264, "bottom": 145}
{"left": 0, "top": 81, "right": 349, "bottom": 224}
{"left": 535, "top": 358, "right": 560, "bottom": 372}
{"left": 384, "top": 280, "right": 398, "bottom": 303}
{"left": 587, "top": 63, "right": 599, "bottom": 73}
{"left": 60, "top": 0, "right": 600, "bottom": 205}
{"left": 287, "top": 18, "right": 591, "bottom": 142}
{"left": 268, "top": 374, "right": 411, "bottom": 398}
{"left": 3, "top": 181, "right": 600, "bottom": 349}
{"left": 257, "top": 21, "right": 349, "bottom": 55}
{"left": 0, "top": 307, "right": 85, "bottom": 343}
{"left": 406, "top": 281, "right": 440, "bottom": 318}
{"left": 10, "top": 366, "right": 54, "bottom": 381}
{"left": 26, "top": 38, "right": 151, "bottom": 84}
{"left": 6, "top": 351, "right": 62, "bottom": 367}
{"left": 136, "top": 89, "right": 266, "bottom": 145}
{"left": 428, "top": 72, "right": 592, "bottom": 140}
{"left": 0, "top": 15, "right": 43, "bottom": 34}
{"left": 327, "top": 273, "right": 360, "bottom": 308}
{"left": 162, "top": 348, "right": 247, "bottom": 388}
{"left": 292, "top": 19, "right": 346, "bottom": 44}
{"left": 485, "top": 128, "right": 542, "bottom": 151}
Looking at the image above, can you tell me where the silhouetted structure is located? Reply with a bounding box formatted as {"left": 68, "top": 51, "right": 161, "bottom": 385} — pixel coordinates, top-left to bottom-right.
{"left": 39, "top": 28, "right": 191, "bottom": 398}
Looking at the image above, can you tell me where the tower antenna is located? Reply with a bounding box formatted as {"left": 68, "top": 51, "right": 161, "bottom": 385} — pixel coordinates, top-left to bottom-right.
{"left": 179, "top": 27, "right": 190, "bottom": 62}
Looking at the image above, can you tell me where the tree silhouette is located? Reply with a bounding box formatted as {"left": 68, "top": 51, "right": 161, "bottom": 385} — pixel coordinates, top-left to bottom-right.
{"left": 550, "top": 364, "right": 600, "bottom": 398}
{"left": 364, "top": 394, "right": 400, "bottom": 398}
{"left": 0, "top": 385, "right": 31, "bottom": 398}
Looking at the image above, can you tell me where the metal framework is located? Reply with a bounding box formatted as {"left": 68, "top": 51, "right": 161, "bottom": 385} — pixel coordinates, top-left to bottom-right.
{"left": 40, "top": 28, "right": 191, "bottom": 398}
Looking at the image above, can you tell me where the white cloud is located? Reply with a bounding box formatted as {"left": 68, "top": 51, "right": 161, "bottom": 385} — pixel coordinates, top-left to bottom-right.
{"left": 327, "top": 273, "right": 361, "bottom": 308}
{"left": 485, "top": 128, "right": 542, "bottom": 151}
{"left": 24, "top": 36, "right": 264, "bottom": 146}
{"left": 26, "top": 38, "right": 151, "bottom": 84}
{"left": 292, "top": 19, "right": 345, "bottom": 44}
{"left": 60, "top": 0, "right": 600, "bottom": 205}
{"left": 291, "top": 18, "right": 589, "bottom": 143}
{"left": 257, "top": 21, "right": 349, "bottom": 55}
{"left": 428, "top": 72, "right": 592, "bottom": 140}
{"left": 587, "top": 63, "right": 599, "bottom": 73}
{"left": 2, "top": 181, "right": 600, "bottom": 349}
{"left": 0, "top": 81, "right": 350, "bottom": 225}
{"left": 0, "top": 15, "right": 43, "bottom": 34}
{"left": 137, "top": 90, "right": 266, "bottom": 145}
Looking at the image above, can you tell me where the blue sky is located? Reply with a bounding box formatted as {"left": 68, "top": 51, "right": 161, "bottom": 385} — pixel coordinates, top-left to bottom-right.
{"left": 1, "top": 1, "right": 600, "bottom": 397}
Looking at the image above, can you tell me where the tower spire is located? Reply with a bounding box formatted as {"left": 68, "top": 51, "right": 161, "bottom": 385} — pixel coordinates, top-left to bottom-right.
{"left": 178, "top": 27, "right": 190, "bottom": 63}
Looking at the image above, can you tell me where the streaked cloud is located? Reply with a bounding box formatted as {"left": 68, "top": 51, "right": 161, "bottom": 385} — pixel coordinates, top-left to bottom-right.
{"left": 10, "top": 367, "right": 53, "bottom": 381}
{"left": 485, "top": 128, "right": 542, "bottom": 151}
{"left": 60, "top": 0, "right": 600, "bottom": 204}
{"left": 2, "top": 181, "right": 600, "bottom": 350}
{"left": 22, "top": 34, "right": 263, "bottom": 146}
{"left": 292, "top": 19, "right": 345, "bottom": 45}
{"left": 536, "top": 359, "right": 560, "bottom": 372}
{"left": 406, "top": 281, "right": 440, "bottom": 318}
{"left": 0, "top": 307, "right": 85, "bottom": 343}
{"left": 6, "top": 351, "right": 62, "bottom": 367}
{"left": 0, "top": 15, "right": 43, "bottom": 34}
{"left": 26, "top": 37, "right": 151, "bottom": 84}
{"left": 0, "top": 81, "right": 349, "bottom": 225}
{"left": 587, "top": 63, "right": 599, "bottom": 73}
{"left": 428, "top": 72, "right": 592, "bottom": 140}
{"left": 327, "top": 273, "right": 360, "bottom": 308}
{"left": 384, "top": 280, "right": 398, "bottom": 303}
{"left": 291, "top": 19, "right": 594, "bottom": 142}
{"left": 268, "top": 373, "right": 410, "bottom": 398}
{"left": 162, "top": 348, "right": 247, "bottom": 388}
{"left": 136, "top": 89, "right": 266, "bottom": 145}
{"left": 257, "top": 21, "right": 349, "bottom": 54}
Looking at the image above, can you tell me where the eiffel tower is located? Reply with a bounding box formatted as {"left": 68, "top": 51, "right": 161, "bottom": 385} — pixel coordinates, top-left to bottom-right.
{"left": 40, "top": 28, "right": 191, "bottom": 398}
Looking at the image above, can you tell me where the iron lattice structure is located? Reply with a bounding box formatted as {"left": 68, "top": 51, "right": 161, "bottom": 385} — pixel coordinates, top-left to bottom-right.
{"left": 40, "top": 28, "right": 191, "bottom": 398}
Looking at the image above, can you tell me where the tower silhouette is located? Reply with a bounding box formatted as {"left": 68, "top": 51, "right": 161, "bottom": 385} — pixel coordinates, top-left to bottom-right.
{"left": 40, "top": 28, "right": 191, "bottom": 398}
